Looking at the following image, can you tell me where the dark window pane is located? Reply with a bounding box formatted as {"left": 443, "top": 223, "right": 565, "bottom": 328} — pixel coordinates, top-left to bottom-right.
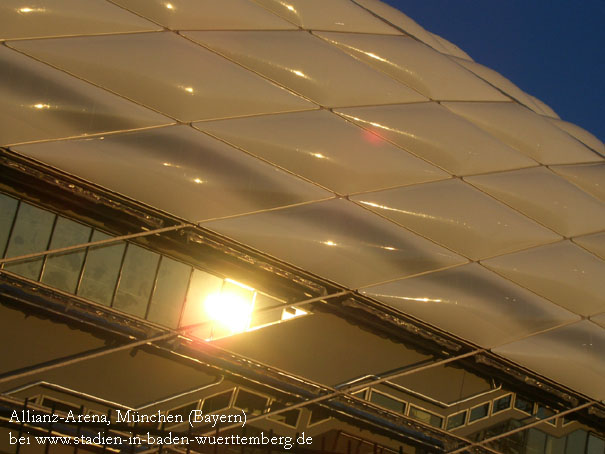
{"left": 234, "top": 389, "right": 268, "bottom": 416}
{"left": 446, "top": 411, "right": 467, "bottom": 430}
{"left": 0, "top": 193, "right": 18, "bottom": 257}
{"left": 526, "top": 428, "right": 546, "bottom": 454}
{"left": 268, "top": 402, "right": 300, "bottom": 427}
{"left": 77, "top": 230, "right": 125, "bottom": 306}
{"left": 514, "top": 395, "right": 534, "bottom": 414}
{"left": 469, "top": 403, "right": 490, "bottom": 422}
{"left": 113, "top": 244, "right": 160, "bottom": 318}
{"left": 40, "top": 216, "right": 91, "bottom": 293}
{"left": 3, "top": 202, "right": 55, "bottom": 280}
{"left": 493, "top": 395, "right": 512, "bottom": 413}
{"left": 587, "top": 434, "right": 605, "bottom": 454}
{"left": 201, "top": 390, "right": 232, "bottom": 414}
{"left": 166, "top": 402, "right": 197, "bottom": 427}
{"left": 147, "top": 256, "right": 191, "bottom": 328}
{"left": 309, "top": 406, "right": 331, "bottom": 426}
{"left": 409, "top": 406, "right": 443, "bottom": 428}
{"left": 369, "top": 390, "right": 405, "bottom": 414}
{"left": 41, "top": 397, "right": 80, "bottom": 414}
{"left": 566, "top": 430, "right": 587, "bottom": 454}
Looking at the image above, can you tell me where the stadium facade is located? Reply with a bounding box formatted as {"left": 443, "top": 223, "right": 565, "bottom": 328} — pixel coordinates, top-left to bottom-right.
{"left": 0, "top": 1, "right": 604, "bottom": 453}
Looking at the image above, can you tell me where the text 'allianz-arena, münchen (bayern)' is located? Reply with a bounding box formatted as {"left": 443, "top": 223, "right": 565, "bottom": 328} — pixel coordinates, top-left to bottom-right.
{"left": 0, "top": 1, "right": 604, "bottom": 454}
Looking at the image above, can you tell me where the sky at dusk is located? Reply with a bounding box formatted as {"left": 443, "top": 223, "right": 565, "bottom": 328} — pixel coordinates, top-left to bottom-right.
{"left": 382, "top": 1, "right": 605, "bottom": 143}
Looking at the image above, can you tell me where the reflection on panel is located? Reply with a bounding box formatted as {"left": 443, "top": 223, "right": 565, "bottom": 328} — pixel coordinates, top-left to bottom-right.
{"left": 195, "top": 109, "right": 448, "bottom": 195}
{"left": 110, "top": 0, "right": 296, "bottom": 31}
{"left": 0, "top": 0, "right": 159, "bottom": 40}
{"left": 0, "top": 46, "right": 172, "bottom": 147}
{"left": 315, "top": 32, "right": 506, "bottom": 101}
{"left": 9, "top": 32, "right": 315, "bottom": 122}
{"left": 184, "top": 30, "right": 426, "bottom": 107}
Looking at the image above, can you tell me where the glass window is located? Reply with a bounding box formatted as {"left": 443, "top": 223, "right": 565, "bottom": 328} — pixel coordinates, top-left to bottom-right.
{"left": 77, "top": 230, "right": 125, "bottom": 306}
{"left": 40, "top": 216, "right": 91, "bottom": 293}
{"left": 469, "top": 403, "right": 490, "bottom": 423}
{"left": 369, "top": 390, "right": 405, "bottom": 414}
{"left": 234, "top": 389, "right": 268, "bottom": 416}
{"left": 446, "top": 411, "right": 467, "bottom": 430}
{"left": 409, "top": 406, "right": 443, "bottom": 429}
{"left": 268, "top": 402, "right": 300, "bottom": 427}
{"left": 250, "top": 293, "right": 283, "bottom": 328}
{"left": 493, "top": 394, "right": 512, "bottom": 413}
{"left": 166, "top": 402, "right": 198, "bottom": 428}
{"left": 180, "top": 269, "right": 223, "bottom": 339}
{"left": 3, "top": 202, "right": 55, "bottom": 280}
{"left": 112, "top": 244, "right": 160, "bottom": 318}
{"left": 309, "top": 405, "right": 331, "bottom": 426}
{"left": 565, "top": 430, "right": 587, "bottom": 454}
{"left": 526, "top": 428, "right": 546, "bottom": 454}
{"left": 147, "top": 256, "right": 191, "bottom": 329}
{"left": 514, "top": 395, "right": 534, "bottom": 414}
{"left": 0, "top": 193, "right": 18, "bottom": 257}
{"left": 587, "top": 434, "right": 605, "bottom": 454}
{"left": 201, "top": 390, "right": 232, "bottom": 414}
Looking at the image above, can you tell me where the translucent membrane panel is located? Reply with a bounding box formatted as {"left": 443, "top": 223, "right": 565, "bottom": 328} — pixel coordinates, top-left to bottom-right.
{"left": 205, "top": 199, "right": 465, "bottom": 289}
{"left": 147, "top": 257, "right": 191, "bottom": 329}
{"left": 574, "top": 232, "right": 605, "bottom": 260}
{"left": 336, "top": 103, "right": 536, "bottom": 176}
{"left": 0, "top": 193, "right": 18, "bottom": 257}
{"left": 492, "top": 320, "right": 605, "bottom": 401}
{"left": 351, "top": 0, "right": 448, "bottom": 54}
{"left": 183, "top": 31, "right": 427, "bottom": 107}
{"left": 251, "top": 0, "right": 401, "bottom": 34}
{"left": 110, "top": 0, "right": 296, "bottom": 30}
{"left": 592, "top": 313, "right": 605, "bottom": 328}
{"left": 77, "top": 231, "right": 126, "bottom": 306}
{"left": 360, "top": 263, "right": 578, "bottom": 348}
{"left": 0, "top": 47, "right": 171, "bottom": 147}
{"left": 40, "top": 217, "right": 91, "bottom": 293}
{"left": 9, "top": 32, "right": 314, "bottom": 122}
{"left": 443, "top": 102, "right": 601, "bottom": 165}
{"left": 180, "top": 269, "right": 223, "bottom": 339}
{"left": 3, "top": 202, "right": 55, "bottom": 280}
{"left": 195, "top": 110, "right": 448, "bottom": 195}
{"left": 549, "top": 118, "right": 605, "bottom": 156}
{"left": 315, "top": 33, "right": 506, "bottom": 101}
{"left": 482, "top": 241, "right": 605, "bottom": 317}
{"left": 451, "top": 57, "right": 546, "bottom": 114}
{"left": 113, "top": 244, "right": 160, "bottom": 318}
{"left": 13, "top": 126, "right": 330, "bottom": 223}
{"left": 0, "top": 0, "right": 159, "bottom": 40}
{"left": 351, "top": 179, "right": 560, "bottom": 260}
{"left": 466, "top": 167, "right": 605, "bottom": 238}
{"left": 213, "top": 312, "right": 431, "bottom": 386}
{"left": 529, "top": 95, "right": 559, "bottom": 119}
{"left": 550, "top": 163, "right": 605, "bottom": 203}
{"left": 388, "top": 364, "right": 492, "bottom": 405}
{"left": 429, "top": 33, "right": 473, "bottom": 60}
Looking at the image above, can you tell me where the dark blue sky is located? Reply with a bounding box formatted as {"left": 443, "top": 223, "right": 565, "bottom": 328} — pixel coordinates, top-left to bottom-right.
{"left": 382, "top": 1, "right": 605, "bottom": 143}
